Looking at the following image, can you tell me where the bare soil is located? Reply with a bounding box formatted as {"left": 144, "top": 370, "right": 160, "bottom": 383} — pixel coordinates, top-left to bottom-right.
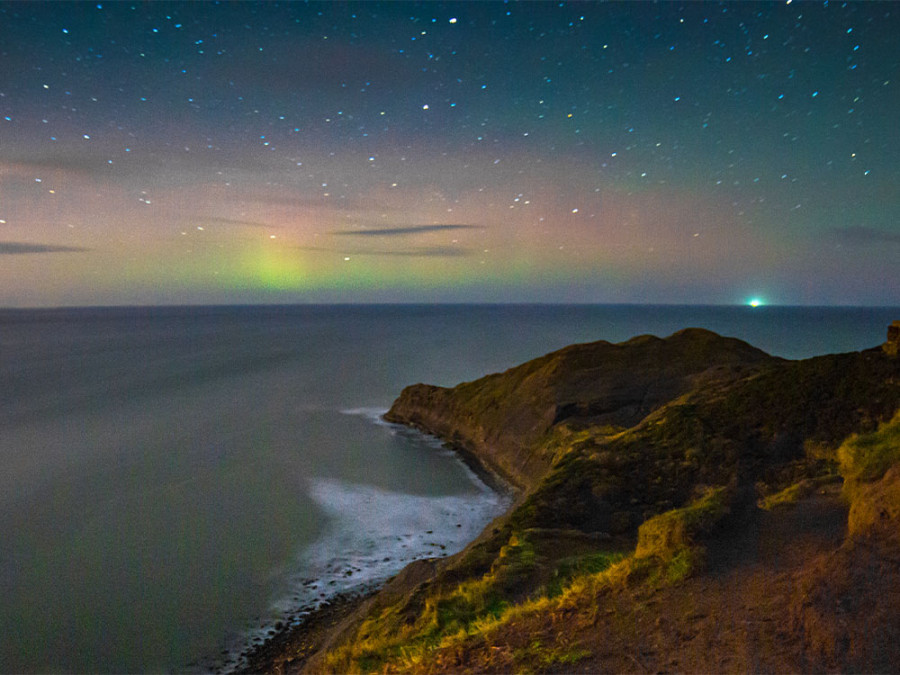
{"left": 428, "top": 484, "right": 853, "bottom": 674}
{"left": 604, "top": 486, "right": 849, "bottom": 674}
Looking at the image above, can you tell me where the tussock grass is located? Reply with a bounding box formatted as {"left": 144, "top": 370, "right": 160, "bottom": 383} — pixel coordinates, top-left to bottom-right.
{"left": 322, "top": 531, "right": 540, "bottom": 672}
{"left": 545, "top": 550, "right": 626, "bottom": 598}
{"left": 635, "top": 486, "right": 731, "bottom": 559}
{"left": 838, "top": 411, "right": 900, "bottom": 485}
{"left": 632, "top": 485, "right": 732, "bottom": 583}
{"left": 834, "top": 411, "right": 900, "bottom": 540}
{"left": 323, "top": 488, "right": 737, "bottom": 673}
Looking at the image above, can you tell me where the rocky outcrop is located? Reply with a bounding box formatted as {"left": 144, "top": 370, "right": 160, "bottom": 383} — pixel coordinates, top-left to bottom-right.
{"left": 884, "top": 319, "right": 900, "bottom": 356}
{"left": 385, "top": 328, "right": 777, "bottom": 490}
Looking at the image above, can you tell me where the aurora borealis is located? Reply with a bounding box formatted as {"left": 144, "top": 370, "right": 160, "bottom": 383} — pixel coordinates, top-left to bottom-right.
{"left": 1, "top": 1, "right": 897, "bottom": 307}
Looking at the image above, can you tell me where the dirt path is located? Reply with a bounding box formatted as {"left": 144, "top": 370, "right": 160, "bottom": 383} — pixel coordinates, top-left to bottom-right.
{"left": 566, "top": 485, "right": 848, "bottom": 673}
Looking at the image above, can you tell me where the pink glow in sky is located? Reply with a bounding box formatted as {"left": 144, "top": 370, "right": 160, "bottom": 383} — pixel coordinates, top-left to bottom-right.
{"left": 1, "top": 2, "right": 897, "bottom": 306}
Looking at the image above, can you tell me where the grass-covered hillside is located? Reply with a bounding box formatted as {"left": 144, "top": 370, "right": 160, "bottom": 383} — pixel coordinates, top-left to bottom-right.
{"left": 286, "top": 329, "right": 900, "bottom": 674}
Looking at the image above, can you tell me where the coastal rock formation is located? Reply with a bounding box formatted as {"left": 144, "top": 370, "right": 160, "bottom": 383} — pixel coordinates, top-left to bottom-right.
{"left": 254, "top": 327, "right": 900, "bottom": 674}
{"left": 385, "top": 328, "right": 776, "bottom": 491}
{"left": 884, "top": 319, "right": 900, "bottom": 356}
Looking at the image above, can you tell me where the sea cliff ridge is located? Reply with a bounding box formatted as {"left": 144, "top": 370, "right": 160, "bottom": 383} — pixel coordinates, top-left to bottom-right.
{"left": 247, "top": 326, "right": 900, "bottom": 674}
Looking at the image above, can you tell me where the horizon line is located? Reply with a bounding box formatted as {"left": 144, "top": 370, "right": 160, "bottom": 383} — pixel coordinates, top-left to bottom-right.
{"left": 3, "top": 301, "right": 900, "bottom": 312}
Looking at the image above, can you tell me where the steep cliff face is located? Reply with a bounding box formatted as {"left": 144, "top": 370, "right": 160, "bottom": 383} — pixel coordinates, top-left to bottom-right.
{"left": 385, "top": 328, "right": 777, "bottom": 490}
{"left": 292, "top": 328, "right": 900, "bottom": 675}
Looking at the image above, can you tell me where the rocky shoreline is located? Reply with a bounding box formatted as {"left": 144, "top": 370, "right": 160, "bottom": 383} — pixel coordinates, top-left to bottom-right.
{"left": 231, "top": 587, "right": 380, "bottom": 675}
{"left": 210, "top": 427, "right": 515, "bottom": 675}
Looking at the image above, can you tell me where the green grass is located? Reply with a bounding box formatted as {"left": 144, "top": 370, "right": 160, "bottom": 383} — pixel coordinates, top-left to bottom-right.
{"left": 635, "top": 485, "right": 731, "bottom": 561}
{"left": 421, "top": 531, "right": 538, "bottom": 639}
{"left": 322, "top": 531, "right": 540, "bottom": 672}
{"left": 838, "top": 411, "right": 900, "bottom": 484}
{"left": 545, "top": 551, "right": 626, "bottom": 598}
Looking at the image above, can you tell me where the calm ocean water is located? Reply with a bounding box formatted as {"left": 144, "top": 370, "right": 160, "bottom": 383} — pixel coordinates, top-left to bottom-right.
{"left": 1, "top": 304, "right": 897, "bottom": 672}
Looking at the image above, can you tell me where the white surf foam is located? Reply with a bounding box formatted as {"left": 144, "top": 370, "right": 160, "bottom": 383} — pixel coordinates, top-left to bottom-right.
{"left": 222, "top": 475, "right": 509, "bottom": 672}
{"left": 215, "top": 407, "right": 512, "bottom": 672}
{"left": 339, "top": 406, "right": 391, "bottom": 425}
{"left": 277, "top": 477, "right": 507, "bottom": 610}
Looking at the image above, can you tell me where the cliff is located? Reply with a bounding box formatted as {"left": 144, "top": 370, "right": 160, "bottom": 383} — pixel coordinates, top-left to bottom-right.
{"left": 255, "top": 327, "right": 900, "bottom": 674}
{"left": 384, "top": 328, "right": 777, "bottom": 491}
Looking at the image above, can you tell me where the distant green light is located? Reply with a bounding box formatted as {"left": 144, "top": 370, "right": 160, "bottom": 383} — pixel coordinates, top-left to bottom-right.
{"left": 748, "top": 298, "right": 764, "bottom": 308}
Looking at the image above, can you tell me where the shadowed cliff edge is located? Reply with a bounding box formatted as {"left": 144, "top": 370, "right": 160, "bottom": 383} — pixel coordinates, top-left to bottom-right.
{"left": 242, "top": 326, "right": 900, "bottom": 674}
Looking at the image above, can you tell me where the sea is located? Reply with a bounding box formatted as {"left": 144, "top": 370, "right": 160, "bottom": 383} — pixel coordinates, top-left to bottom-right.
{"left": 1, "top": 303, "right": 897, "bottom": 673}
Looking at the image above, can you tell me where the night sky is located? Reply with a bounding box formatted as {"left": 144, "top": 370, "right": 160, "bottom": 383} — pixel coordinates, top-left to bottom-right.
{"left": 1, "top": 1, "right": 897, "bottom": 307}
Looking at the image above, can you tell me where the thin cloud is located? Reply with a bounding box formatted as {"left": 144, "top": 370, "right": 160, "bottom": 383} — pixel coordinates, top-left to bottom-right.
{"left": 297, "top": 245, "right": 472, "bottom": 258}
{"left": 332, "top": 224, "right": 484, "bottom": 237}
{"left": 1, "top": 155, "right": 113, "bottom": 177}
{"left": 828, "top": 226, "right": 900, "bottom": 245}
{"left": 2, "top": 153, "right": 284, "bottom": 185}
{"left": 0, "top": 242, "right": 90, "bottom": 254}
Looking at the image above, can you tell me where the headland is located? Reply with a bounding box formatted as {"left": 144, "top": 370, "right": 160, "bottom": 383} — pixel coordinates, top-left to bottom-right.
{"left": 242, "top": 325, "right": 900, "bottom": 673}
